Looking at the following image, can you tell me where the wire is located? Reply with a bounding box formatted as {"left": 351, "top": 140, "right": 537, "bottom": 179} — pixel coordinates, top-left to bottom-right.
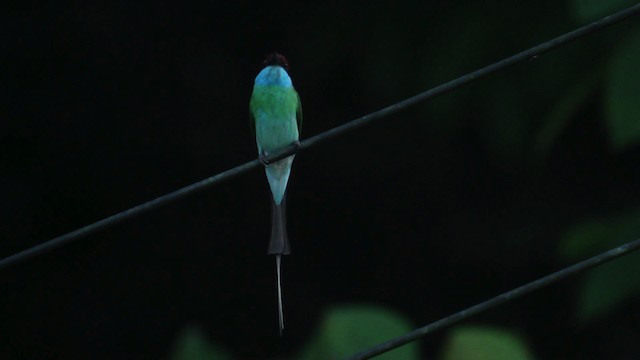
{"left": 0, "top": 160, "right": 261, "bottom": 270}
{"left": 345, "top": 237, "right": 640, "bottom": 359}
{"left": 2, "top": 3, "right": 640, "bottom": 271}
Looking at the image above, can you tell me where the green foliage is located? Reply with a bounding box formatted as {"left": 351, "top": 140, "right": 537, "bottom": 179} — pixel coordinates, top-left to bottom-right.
{"left": 439, "top": 326, "right": 534, "bottom": 360}
{"left": 172, "top": 326, "right": 231, "bottom": 360}
{"left": 170, "top": 306, "right": 416, "bottom": 360}
{"left": 577, "top": 252, "right": 640, "bottom": 321}
{"left": 569, "top": 0, "right": 638, "bottom": 22}
{"left": 298, "top": 304, "right": 418, "bottom": 360}
{"left": 559, "top": 210, "right": 640, "bottom": 320}
{"left": 605, "top": 28, "right": 640, "bottom": 150}
{"left": 559, "top": 210, "right": 640, "bottom": 258}
{"left": 534, "top": 73, "right": 599, "bottom": 160}
{"left": 535, "top": 21, "right": 640, "bottom": 157}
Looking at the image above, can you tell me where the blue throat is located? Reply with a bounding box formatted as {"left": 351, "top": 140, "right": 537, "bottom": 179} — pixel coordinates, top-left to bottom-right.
{"left": 254, "top": 66, "right": 293, "bottom": 87}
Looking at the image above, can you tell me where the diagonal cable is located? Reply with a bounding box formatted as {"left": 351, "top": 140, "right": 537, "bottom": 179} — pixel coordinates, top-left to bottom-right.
{"left": 345, "top": 238, "right": 640, "bottom": 359}
{"left": 2, "top": 3, "right": 640, "bottom": 271}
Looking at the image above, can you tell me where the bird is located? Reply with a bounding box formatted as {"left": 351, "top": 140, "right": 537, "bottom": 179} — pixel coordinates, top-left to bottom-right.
{"left": 249, "top": 52, "right": 302, "bottom": 335}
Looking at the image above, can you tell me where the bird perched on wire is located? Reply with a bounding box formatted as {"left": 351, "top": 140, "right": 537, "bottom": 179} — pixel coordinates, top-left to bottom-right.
{"left": 249, "top": 52, "right": 302, "bottom": 335}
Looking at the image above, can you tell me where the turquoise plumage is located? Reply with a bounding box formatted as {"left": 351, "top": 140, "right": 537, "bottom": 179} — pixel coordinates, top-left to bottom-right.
{"left": 249, "top": 53, "right": 301, "bottom": 335}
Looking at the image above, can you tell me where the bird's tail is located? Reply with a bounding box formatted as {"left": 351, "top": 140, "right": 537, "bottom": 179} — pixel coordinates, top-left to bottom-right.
{"left": 265, "top": 155, "right": 294, "bottom": 206}
{"left": 269, "top": 193, "right": 290, "bottom": 335}
{"left": 268, "top": 194, "right": 291, "bottom": 255}
{"left": 275, "top": 254, "right": 284, "bottom": 335}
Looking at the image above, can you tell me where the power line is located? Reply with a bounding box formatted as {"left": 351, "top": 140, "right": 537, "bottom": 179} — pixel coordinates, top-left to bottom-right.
{"left": 345, "top": 237, "right": 640, "bottom": 360}
{"left": 0, "top": 160, "right": 261, "bottom": 270}
{"left": 2, "top": 3, "right": 640, "bottom": 271}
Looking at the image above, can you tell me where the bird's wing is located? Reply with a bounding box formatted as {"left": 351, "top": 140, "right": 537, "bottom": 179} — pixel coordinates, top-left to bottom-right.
{"left": 249, "top": 109, "right": 255, "bottom": 137}
{"left": 249, "top": 93, "right": 257, "bottom": 138}
{"left": 296, "top": 91, "right": 303, "bottom": 135}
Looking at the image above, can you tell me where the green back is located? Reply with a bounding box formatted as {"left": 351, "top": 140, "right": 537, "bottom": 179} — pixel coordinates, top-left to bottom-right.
{"left": 249, "top": 85, "right": 302, "bottom": 137}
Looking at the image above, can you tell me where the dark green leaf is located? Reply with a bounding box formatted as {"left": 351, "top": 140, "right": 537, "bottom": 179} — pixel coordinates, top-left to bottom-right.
{"left": 606, "top": 28, "right": 640, "bottom": 150}
{"left": 534, "top": 73, "right": 599, "bottom": 160}
{"left": 298, "top": 304, "right": 418, "bottom": 360}
{"left": 559, "top": 210, "right": 640, "bottom": 320}
{"left": 558, "top": 210, "right": 640, "bottom": 259}
{"left": 578, "top": 252, "right": 640, "bottom": 320}
{"left": 569, "top": 0, "right": 637, "bottom": 22}
{"left": 172, "top": 326, "right": 232, "bottom": 360}
{"left": 439, "top": 326, "right": 533, "bottom": 360}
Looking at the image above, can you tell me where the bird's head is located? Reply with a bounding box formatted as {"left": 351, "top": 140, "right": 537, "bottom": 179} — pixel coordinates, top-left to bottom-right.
{"left": 254, "top": 52, "right": 293, "bottom": 87}
{"left": 263, "top": 52, "right": 289, "bottom": 71}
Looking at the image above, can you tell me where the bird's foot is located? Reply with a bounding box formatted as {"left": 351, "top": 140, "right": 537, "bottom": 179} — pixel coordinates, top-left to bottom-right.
{"left": 292, "top": 140, "right": 302, "bottom": 151}
{"left": 259, "top": 152, "right": 270, "bottom": 166}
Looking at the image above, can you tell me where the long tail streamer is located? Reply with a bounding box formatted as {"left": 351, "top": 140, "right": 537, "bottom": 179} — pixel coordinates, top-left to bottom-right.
{"left": 276, "top": 254, "right": 284, "bottom": 335}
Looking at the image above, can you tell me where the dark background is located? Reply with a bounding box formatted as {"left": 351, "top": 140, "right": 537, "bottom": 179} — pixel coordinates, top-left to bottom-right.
{"left": 2, "top": 1, "right": 640, "bottom": 359}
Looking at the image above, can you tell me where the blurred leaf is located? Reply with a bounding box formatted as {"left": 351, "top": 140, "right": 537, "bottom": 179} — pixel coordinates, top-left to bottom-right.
{"left": 439, "top": 326, "right": 534, "bottom": 360}
{"left": 480, "top": 75, "right": 531, "bottom": 166}
{"left": 569, "top": 0, "right": 637, "bottom": 22}
{"left": 559, "top": 210, "right": 640, "bottom": 320}
{"left": 417, "top": 5, "right": 501, "bottom": 125}
{"left": 559, "top": 210, "right": 640, "bottom": 259}
{"left": 578, "top": 251, "right": 640, "bottom": 321}
{"left": 298, "top": 304, "right": 418, "bottom": 360}
{"left": 172, "top": 326, "right": 232, "bottom": 360}
{"left": 534, "top": 72, "right": 599, "bottom": 160}
{"left": 606, "top": 28, "right": 640, "bottom": 150}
